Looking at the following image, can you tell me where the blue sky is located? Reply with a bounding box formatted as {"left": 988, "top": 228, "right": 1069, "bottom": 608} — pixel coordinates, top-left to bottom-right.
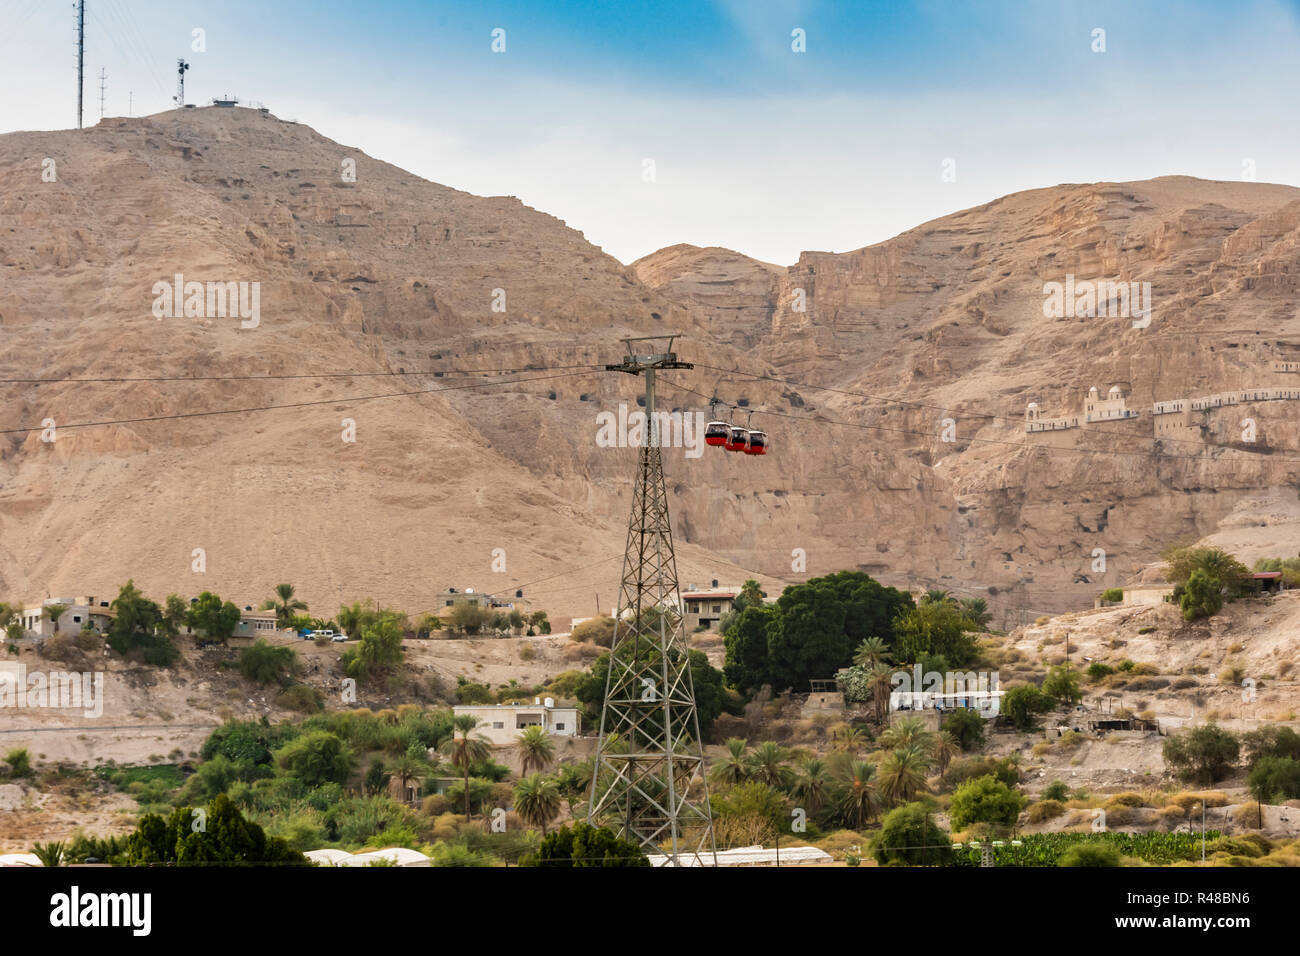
{"left": 4, "top": 0, "right": 1300, "bottom": 263}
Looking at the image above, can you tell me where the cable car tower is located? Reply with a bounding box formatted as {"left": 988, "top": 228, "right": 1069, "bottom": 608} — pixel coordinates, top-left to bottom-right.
{"left": 588, "top": 334, "right": 717, "bottom": 866}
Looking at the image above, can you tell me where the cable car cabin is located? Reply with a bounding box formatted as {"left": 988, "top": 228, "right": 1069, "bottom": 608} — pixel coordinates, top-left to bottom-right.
{"left": 745, "top": 430, "right": 768, "bottom": 455}
{"left": 705, "top": 420, "right": 730, "bottom": 447}
{"left": 725, "top": 426, "right": 747, "bottom": 451}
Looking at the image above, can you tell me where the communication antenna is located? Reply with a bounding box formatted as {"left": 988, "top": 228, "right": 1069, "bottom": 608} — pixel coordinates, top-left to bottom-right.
{"left": 75, "top": 0, "right": 85, "bottom": 128}
{"left": 174, "top": 59, "right": 190, "bottom": 107}
{"left": 588, "top": 334, "right": 717, "bottom": 866}
{"left": 98, "top": 67, "right": 107, "bottom": 120}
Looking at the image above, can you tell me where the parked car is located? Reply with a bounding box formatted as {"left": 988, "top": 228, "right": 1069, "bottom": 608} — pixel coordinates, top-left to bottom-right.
{"left": 331, "top": 633, "right": 347, "bottom": 643}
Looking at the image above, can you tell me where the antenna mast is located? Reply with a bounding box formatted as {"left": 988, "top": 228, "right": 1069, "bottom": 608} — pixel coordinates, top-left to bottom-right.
{"left": 174, "top": 59, "right": 190, "bottom": 107}
{"left": 98, "top": 67, "right": 107, "bottom": 120}
{"left": 75, "top": 0, "right": 85, "bottom": 128}
{"left": 587, "top": 334, "right": 717, "bottom": 866}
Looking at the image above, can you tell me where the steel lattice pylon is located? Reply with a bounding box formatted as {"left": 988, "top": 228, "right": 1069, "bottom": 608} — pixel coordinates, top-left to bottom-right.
{"left": 587, "top": 336, "right": 716, "bottom": 866}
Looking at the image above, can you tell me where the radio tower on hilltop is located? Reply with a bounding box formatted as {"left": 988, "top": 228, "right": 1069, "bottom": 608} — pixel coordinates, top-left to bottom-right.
{"left": 174, "top": 58, "right": 190, "bottom": 106}
{"left": 75, "top": 0, "right": 85, "bottom": 128}
{"left": 587, "top": 335, "right": 717, "bottom": 866}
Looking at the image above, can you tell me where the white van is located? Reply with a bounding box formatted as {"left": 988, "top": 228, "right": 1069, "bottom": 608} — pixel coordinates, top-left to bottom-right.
{"left": 309, "top": 629, "right": 336, "bottom": 640}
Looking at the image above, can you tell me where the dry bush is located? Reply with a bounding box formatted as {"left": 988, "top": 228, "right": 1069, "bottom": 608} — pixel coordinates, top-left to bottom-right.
{"left": 1031, "top": 742, "right": 1051, "bottom": 757}
{"left": 1158, "top": 803, "right": 1187, "bottom": 825}
{"left": 1171, "top": 677, "right": 1197, "bottom": 690}
{"left": 38, "top": 634, "right": 87, "bottom": 668}
{"left": 1129, "top": 662, "right": 1159, "bottom": 676}
{"left": 1035, "top": 616, "right": 1051, "bottom": 626}
{"left": 1227, "top": 642, "right": 1244, "bottom": 655}
{"left": 1105, "top": 792, "right": 1150, "bottom": 808}
{"left": 1278, "top": 661, "right": 1293, "bottom": 678}
{"left": 1232, "top": 804, "right": 1262, "bottom": 830}
{"left": 562, "top": 642, "right": 601, "bottom": 662}
{"left": 421, "top": 794, "right": 451, "bottom": 816}
{"left": 1027, "top": 799, "right": 1066, "bottom": 823}
{"left": 1173, "top": 791, "right": 1229, "bottom": 812}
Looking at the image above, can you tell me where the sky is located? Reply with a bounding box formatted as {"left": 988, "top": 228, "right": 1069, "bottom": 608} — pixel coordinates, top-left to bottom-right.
{"left": 3, "top": 0, "right": 1300, "bottom": 265}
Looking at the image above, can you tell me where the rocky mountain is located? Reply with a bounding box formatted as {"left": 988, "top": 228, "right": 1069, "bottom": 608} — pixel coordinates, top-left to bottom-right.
{"left": 4, "top": 107, "right": 1300, "bottom": 623}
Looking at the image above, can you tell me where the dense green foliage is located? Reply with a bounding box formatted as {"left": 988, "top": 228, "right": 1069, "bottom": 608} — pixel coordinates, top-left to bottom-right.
{"left": 239, "top": 640, "right": 299, "bottom": 685}
{"left": 1163, "top": 723, "right": 1240, "bottom": 784}
{"left": 107, "top": 580, "right": 179, "bottom": 666}
{"left": 1001, "top": 685, "right": 1055, "bottom": 730}
{"left": 574, "top": 647, "right": 731, "bottom": 736}
{"left": 187, "top": 591, "right": 241, "bottom": 643}
{"left": 948, "top": 775, "right": 1026, "bottom": 830}
{"left": 123, "top": 794, "right": 307, "bottom": 865}
{"left": 873, "top": 802, "right": 953, "bottom": 866}
{"left": 519, "top": 822, "right": 649, "bottom": 867}
{"left": 1181, "top": 569, "right": 1224, "bottom": 621}
{"left": 723, "top": 571, "right": 914, "bottom": 695}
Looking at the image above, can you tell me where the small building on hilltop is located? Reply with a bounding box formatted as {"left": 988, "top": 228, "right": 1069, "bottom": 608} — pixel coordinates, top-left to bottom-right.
{"left": 681, "top": 585, "right": 741, "bottom": 631}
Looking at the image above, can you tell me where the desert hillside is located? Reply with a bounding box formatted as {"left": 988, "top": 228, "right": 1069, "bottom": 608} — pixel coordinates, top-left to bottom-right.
{"left": 5, "top": 108, "right": 1300, "bottom": 620}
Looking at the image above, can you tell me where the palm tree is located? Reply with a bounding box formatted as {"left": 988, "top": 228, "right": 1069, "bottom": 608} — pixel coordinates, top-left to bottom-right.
{"left": 931, "top": 730, "right": 961, "bottom": 777}
{"left": 852, "top": 636, "right": 890, "bottom": 668}
{"left": 959, "top": 597, "right": 991, "bottom": 629}
{"left": 790, "top": 757, "right": 832, "bottom": 815}
{"left": 710, "top": 738, "right": 751, "bottom": 786}
{"left": 878, "top": 744, "right": 931, "bottom": 806}
{"left": 272, "top": 584, "right": 308, "bottom": 628}
{"left": 439, "top": 715, "right": 493, "bottom": 820}
{"left": 740, "top": 579, "right": 765, "bottom": 605}
{"left": 516, "top": 725, "right": 556, "bottom": 775}
{"left": 513, "top": 774, "right": 563, "bottom": 835}
{"left": 829, "top": 725, "right": 866, "bottom": 753}
{"left": 920, "top": 588, "right": 953, "bottom": 606}
{"left": 747, "top": 741, "right": 794, "bottom": 791}
{"left": 879, "top": 715, "right": 934, "bottom": 752}
{"left": 836, "top": 761, "right": 883, "bottom": 829}
{"left": 31, "top": 841, "right": 65, "bottom": 867}
{"left": 43, "top": 604, "right": 68, "bottom": 634}
{"left": 388, "top": 753, "right": 427, "bottom": 804}
{"left": 866, "top": 663, "right": 895, "bottom": 724}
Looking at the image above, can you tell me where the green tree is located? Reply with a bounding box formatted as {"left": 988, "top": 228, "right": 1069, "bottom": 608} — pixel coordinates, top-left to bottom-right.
{"left": 519, "top": 822, "right": 648, "bottom": 867}
{"left": 958, "top": 597, "right": 991, "bottom": 629}
{"left": 513, "top": 774, "right": 562, "bottom": 835}
{"left": 944, "top": 709, "right": 985, "bottom": 751}
{"left": 878, "top": 745, "right": 932, "bottom": 806}
{"left": 44, "top": 603, "right": 68, "bottom": 633}
{"left": 441, "top": 715, "right": 493, "bottom": 820}
{"left": 107, "top": 580, "right": 177, "bottom": 666}
{"left": 747, "top": 741, "right": 794, "bottom": 791}
{"left": 710, "top": 738, "right": 751, "bottom": 787}
{"left": 275, "top": 731, "right": 355, "bottom": 787}
{"left": 0, "top": 602, "right": 18, "bottom": 640}
{"left": 1042, "top": 665, "right": 1083, "bottom": 704}
{"left": 187, "top": 591, "right": 241, "bottom": 643}
{"left": 446, "top": 600, "right": 487, "bottom": 635}
{"left": 835, "top": 760, "right": 884, "bottom": 829}
{"left": 739, "top": 579, "right": 766, "bottom": 605}
{"left": 4, "top": 748, "right": 33, "bottom": 778}
{"left": 31, "top": 842, "right": 66, "bottom": 866}
{"left": 272, "top": 584, "right": 308, "bottom": 628}
{"left": 722, "top": 605, "right": 776, "bottom": 694}
{"left": 344, "top": 614, "right": 406, "bottom": 682}
{"left": 891, "top": 602, "right": 980, "bottom": 667}
{"left": 852, "top": 636, "right": 890, "bottom": 668}
{"left": 516, "top": 725, "right": 556, "bottom": 775}
{"left": 571, "top": 613, "right": 615, "bottom": 646}
{"left": 949, "top": 774, "right": 1026, "bottom": 831}
{"left": 1162, "top": 722, "right": 1240, "bottom": 785}
{"left": 789, "top": 757, "right": 832, "bottom": 815}
{"left": 238, "top": 639, "right": 298, "bottom": 685}
{"left": 1181, "top": 569, "right": 1224, "bottom": 621}
{"left": 575, "top": 647, "right": 730, "bottom": 737}
{"left": 1162, "top": 546, "right": 1251, "bottom": 595}
{"left": 1002, "top": 685, "right": 1055, "bottom": 731}
{"left": 873, "top": 802, "right": 952, "bottom": 865}
{"left": 1248, "top": 756, "right": 1300, "bottom": 808}
{"left": 124, "top": 794, "right": 305, "bottom": 865}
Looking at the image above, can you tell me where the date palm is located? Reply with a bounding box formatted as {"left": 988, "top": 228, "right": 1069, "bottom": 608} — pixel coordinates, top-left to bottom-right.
{"left": 272, "top": 583, "right": 308, "bottom": 628}
{"left": 852, "top": 636, "right": 890, "bottom": 668}
{"left": 710, "top": 738, "right": 751, "bottom": 787}
{"left": 836, "top": 761, "right": 883, "bottom": 829}
{"left": 388, "top": 753, "right": 427, "bottom": 803}
{"left": 829, "top": 725, "right": 866, "bottom": 753}
{"left": 878, "top": 744, "right": 931, "bottom": 806}
{"left": 513, "top": 773, "right": 562, "bottom": 835}
{"left": 879, "top": 715, "right": 933, "bottom": 752}
{"left": 931, "top": 730, "right": 961, "bottom": 777}
{"left": 439, "top": 715, "right": 492, "bottom": 820}
{"left": 516, "top": 725, "right": 556, "bottom": 775}
{"left": 866, "top": 663, "right": 895, "bottom": 725}
{"left": 747, "top": 741, "right": 794, "bottom": 791}
{"left": 790, "top": 757, "right": 832, "bottom": 816}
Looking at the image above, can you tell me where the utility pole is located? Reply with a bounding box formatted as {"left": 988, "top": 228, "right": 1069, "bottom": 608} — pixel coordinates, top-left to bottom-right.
{"left": 587, "top": 334, "right": 717, "bottom": 866}
{"left": 75, "top": 0, "right": 85, "bottom": 128}
{"left": 128, "top": 91, "right": 133, "bottom": 116}
{"left": 98, "top": 67, "right": 107, "bottom": 120}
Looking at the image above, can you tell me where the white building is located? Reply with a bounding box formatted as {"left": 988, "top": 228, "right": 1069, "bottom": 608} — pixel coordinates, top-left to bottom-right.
{"left": 453, "top": 699, "right": 582, "bottom": 746}
{"left": 6, "top": 596, "right": 115, "bottom": 641}
{"left": 1084, "top": 385, "right": 1139, "bottom": 423}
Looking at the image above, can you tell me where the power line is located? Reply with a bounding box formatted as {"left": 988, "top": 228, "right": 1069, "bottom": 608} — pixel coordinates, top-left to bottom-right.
{"left": 0, "top": 370, "right": 584, "bottom": 436}
{"left": 0, "top": 361, "right": 603, "bottom": 386}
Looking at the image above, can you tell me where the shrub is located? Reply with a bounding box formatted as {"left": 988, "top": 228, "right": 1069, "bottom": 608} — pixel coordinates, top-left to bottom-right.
{"left": 1002, "top": 685, "right": 1055, "bottom": 730}
{"left": 873, "top": 803, "right": 953, "bottom": 866}
{"left": 1027, "top": 799, "right": 1066, "bottom": 823}
{"left": 1163, "top": 724, "right": 1239, "bottom": 785}
{"left": 278, "top": 684, "right": 323, "bottom": 714}
{"left": 1086, "top": 662, "right": 1115, "bottom": 681}
{"left": 1100, "top": 589, "right": 1123, "bottom": 603}
{"left": 239, "top": 640, "right": 298, "bottom": 686}
{"left": 1058, "top": 842, "right": 1121, "bottom": 867}
{"left": 4, "top": 748, "right": 33, "bottom": 778}
{"left": 943, "top": 708, "right": 985, "bottom": 751}
{"left": 519, "top": 822, "right": 649, "bottom": 867}
{"left": 1042, "top": 780, "right": 1069, "bottom": 802}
